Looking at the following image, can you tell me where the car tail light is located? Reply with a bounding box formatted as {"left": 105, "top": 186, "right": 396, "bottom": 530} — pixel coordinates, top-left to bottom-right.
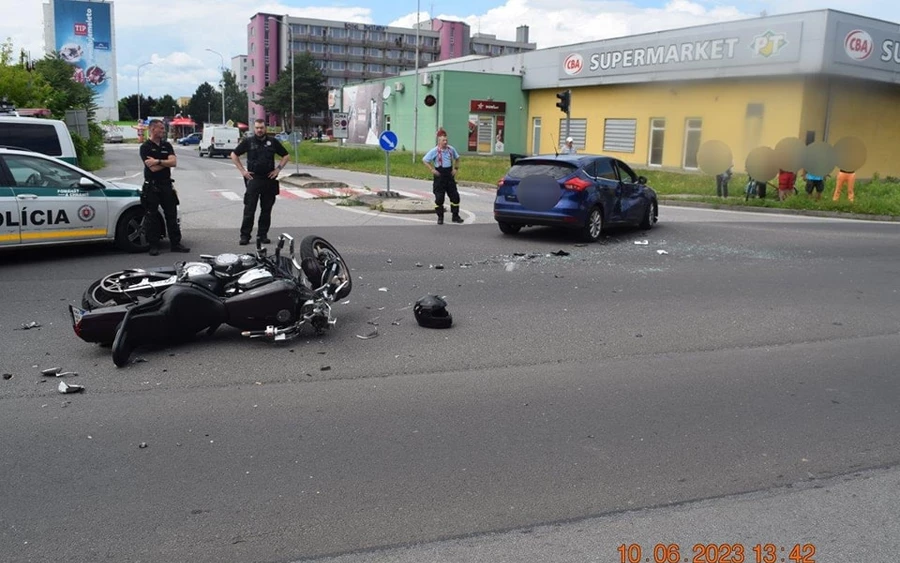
{"left": 563, "top": 177, "right": 592, "bottom": 191}
{"left": 497, "top": 178, "right": 505, "bottom": 187}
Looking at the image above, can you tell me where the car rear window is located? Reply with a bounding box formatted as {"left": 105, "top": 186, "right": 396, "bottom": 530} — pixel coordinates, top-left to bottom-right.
{"left": 507, "top": 161, "right": 578, "bottom": 180}
{"left": 0, "top": 122, "right": 63, "bottom": 157}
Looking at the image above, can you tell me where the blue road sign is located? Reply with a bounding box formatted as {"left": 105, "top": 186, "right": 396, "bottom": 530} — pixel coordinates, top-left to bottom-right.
{"left": 379, "top": 130, "right": 399, "bottom": 152}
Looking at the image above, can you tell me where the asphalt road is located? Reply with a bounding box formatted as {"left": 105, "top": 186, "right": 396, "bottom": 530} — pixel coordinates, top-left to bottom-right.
{"left": 0, "top": 146, "right": 898, "bottom": 562}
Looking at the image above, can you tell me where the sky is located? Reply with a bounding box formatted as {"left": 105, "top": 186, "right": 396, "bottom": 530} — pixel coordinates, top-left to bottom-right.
{"left": 2, "top": 0, "right": 899, "bottom": 101}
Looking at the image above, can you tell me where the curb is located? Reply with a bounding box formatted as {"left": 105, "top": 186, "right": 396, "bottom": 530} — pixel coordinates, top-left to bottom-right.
{"left": 659, "top": 198, "right": 900, "bottom": 222}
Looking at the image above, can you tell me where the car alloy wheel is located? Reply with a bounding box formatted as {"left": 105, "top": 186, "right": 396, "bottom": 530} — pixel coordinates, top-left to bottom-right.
{"left": 581, "top": 207, "right": 603, "bottom": 242}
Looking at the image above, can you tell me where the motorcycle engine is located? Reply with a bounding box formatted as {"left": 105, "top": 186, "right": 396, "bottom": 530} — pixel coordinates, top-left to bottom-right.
{"left": 213, "top": 253, "right": 241, "bottom": 275}
{"left": 236, "top": 268, "right": 274, "bottom": 291}
{"left": 181, "top": 262, "right": 213, "bottom": 278}
{"left": 239, "top": 254, "right": 257, "bottom": 268}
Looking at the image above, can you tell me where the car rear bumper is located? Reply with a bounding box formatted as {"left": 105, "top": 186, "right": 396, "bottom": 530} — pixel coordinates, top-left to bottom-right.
{"left": 493, "top": 200, "right": 587, "bottom": 227}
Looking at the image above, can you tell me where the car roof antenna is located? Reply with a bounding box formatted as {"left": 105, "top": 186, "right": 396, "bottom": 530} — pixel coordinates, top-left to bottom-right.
{"left": 550, "top": 132, "right": 558, "bottom": 157}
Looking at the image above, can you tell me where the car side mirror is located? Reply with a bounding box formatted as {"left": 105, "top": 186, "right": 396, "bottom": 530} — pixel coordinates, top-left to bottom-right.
{"left": 79, "top": 177, "right": 100, "bottom": 189}
{"left": 637, "top": 176, "right": 647, "bottom": 185}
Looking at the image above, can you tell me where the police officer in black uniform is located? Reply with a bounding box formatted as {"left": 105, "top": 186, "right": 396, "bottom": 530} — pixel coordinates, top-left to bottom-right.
{"left": 230, "top": 119, "right": 291, "bottom": 245}
{"left": 140, "top": 119, "right": 189, "bottom": 256}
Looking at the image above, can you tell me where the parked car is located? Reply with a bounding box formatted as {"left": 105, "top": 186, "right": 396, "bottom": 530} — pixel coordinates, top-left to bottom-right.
{"left": 177, "top": 132, "right": 202, "bottom": 145}
{"left": 494, "top": 154, "right": 658, "bottom": 242}
{"left": 104, "top": 131, "right": 124, "bottom": 143}
{"left": 0, "top": 116, "right": 79, "bottom": 164}
{"left": 0, "top": 147, "right": 175, "bottom": 252}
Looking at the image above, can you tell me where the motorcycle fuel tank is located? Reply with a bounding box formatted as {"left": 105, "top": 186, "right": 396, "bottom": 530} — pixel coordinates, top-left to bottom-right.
{"left": 225, "top": 278, "right": 302, "bottom": 330}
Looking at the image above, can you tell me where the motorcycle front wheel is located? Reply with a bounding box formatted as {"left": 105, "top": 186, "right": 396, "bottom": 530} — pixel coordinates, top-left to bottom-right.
{"left": 82, "top": 269, "right": 175, "bottom": 310}
{"left": 300, "top": 236, "right": 353, "bottom": 300}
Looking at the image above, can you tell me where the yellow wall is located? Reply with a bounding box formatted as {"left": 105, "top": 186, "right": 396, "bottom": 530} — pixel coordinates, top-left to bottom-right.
{"left": 824, "top": 78, "right": 900, "bottom": 178}
{"left": 529, "top": 75, "right": 900, "bottom": 177}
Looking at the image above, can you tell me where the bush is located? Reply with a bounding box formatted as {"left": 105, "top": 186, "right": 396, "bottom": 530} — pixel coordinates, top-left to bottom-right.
{"left": 71, "top": 122, "right": 106, "bottom": 170}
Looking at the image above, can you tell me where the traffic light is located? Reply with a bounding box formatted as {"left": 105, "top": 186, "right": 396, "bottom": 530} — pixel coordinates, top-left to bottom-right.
{"left": 555, "top": 90, "right": 571, "bottom": 114}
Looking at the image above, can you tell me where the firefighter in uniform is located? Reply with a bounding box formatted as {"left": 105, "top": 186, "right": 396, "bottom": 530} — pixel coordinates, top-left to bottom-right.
{"left": 140, "top": 119, "right": 189, "bottom": 256}
{"left": 422, "top": 134, "right": 462, "bottom": 224}
{"left": 230, "top": 119, "right": 291, "bottom": 245}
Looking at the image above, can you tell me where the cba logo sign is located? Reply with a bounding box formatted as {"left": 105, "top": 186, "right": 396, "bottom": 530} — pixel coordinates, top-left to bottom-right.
{"left": 563, "top": 54, "right": 583, "bottom": 76}
{"left": 844, "top": 29, "right": 873, "bottom": 60}
{"left": 751, "top": 31, "right": 788, "bottom": 57}
{"left": 78, "top": 205, "right": 95, "bottom": 222}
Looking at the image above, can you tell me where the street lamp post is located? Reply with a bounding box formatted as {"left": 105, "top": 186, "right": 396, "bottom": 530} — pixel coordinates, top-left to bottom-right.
{"left": 136, "top": 61, "right": 153, "bottom": 125}
{"left": 269, "top": 15, "right": 299, "bottom": 175}
{"left": 205, "top": 48, "right": 226, "bottom": 125}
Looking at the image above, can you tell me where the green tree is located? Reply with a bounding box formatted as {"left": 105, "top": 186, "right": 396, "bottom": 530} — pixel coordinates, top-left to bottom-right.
{"left": 222, "top": 69, "right": 248, "bottom": 124}
{"left": 153, "top": 94, "right": 179, "bottom": 116}
{"left": 0, "top": 39, "right": 53, "bottom": 108}
{"left": 32, "top": 55, "right": 97, "bottom": 119}
{"left": 118, "top": 98, "right": 132, "bottom": 120}
{"left": 186, "top": 82, "right": 219, "bottom": 125}
{"left": 119, "top": 94, "right": 156, "bottom": 122}
{"left": 257, "top": 52, "right": 327, "bottom": 133}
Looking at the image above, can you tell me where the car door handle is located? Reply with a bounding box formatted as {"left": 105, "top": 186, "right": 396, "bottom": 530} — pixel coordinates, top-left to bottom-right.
{"left": 16, "top": 194, "right": 39, "bottom": 200}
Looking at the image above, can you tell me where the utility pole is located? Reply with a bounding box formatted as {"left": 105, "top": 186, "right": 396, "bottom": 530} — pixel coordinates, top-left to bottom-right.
{"left": 137, "top": 61, "right": 153, "bottom": 124}
{"left": 206, "top": 48, "right": 226, "bottom": 125}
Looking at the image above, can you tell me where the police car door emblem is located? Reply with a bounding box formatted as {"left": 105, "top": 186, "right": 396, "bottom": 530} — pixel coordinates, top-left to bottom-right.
{"left": 78, "top": 204, "right": 96, "bottom": 222}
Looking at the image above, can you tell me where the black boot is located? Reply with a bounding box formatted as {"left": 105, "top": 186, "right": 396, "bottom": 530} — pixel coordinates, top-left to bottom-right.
{"left": 451, "top": 213, "right": 463, "bottom": 223}
{"left": 437, "top": 214, "right": 444, "bottom": 225}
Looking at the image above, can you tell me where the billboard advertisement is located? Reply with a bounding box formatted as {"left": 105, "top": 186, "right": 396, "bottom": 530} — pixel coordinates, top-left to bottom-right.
{"left": 341, "top": 82, "right": 383, "bottom": 145}
{"left": 53, "top": 0, "right": 116, "bottom": 116}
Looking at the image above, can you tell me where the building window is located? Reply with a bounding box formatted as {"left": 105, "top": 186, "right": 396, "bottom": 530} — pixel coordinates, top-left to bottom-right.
{"left": 309, "top": 25, "right": 324, "bottom": 36}
{"left": 648, "top": 118, "right": 665, "bottom": 166}
{"left": 310, "top": 43, "right": 324, "bottom": 53}
{"left": 369, "top": 31, "right": 385, "bottom": 41}
{"left": 331, "top": 27, "right": 348, "bottom": 38}
{"left": 558, "top": 118, "right": 587, "bottom": 149}
{"left": 384, "top": 114, "right": 391, "bottom": 131}
{"left": 350, "top": 29, "right": 365, "bottom": 40}
{"left": 683, "top": 118, "right": 702, "bottom": 169}
{"left": 367, "top": 48, "right": 383, "bottom": 57}
{"left": 387, "top": 50, "right": 401, "bottom": 59}
{"left": 330, "top": 44, "right": 347, "bottom": 54}
{"left": 422, "top": 53, "right": 433, "bottom": 62}
{"left": 350, "top": 46, "right": 365, "bottom": 56}
{"left": 330, "top": 61, "right": 345, "bottom": 71}
{"left": 349, "top": 62, "right": 364, "bottom": 72}
{"left": 603, "top": 118, "right": 636, "bottom": 153}
{"left": 367, "top": 63, "right": 383, "bottom": 72}
{"left": 386, "top": 65, "right": 399, "bottom": 74}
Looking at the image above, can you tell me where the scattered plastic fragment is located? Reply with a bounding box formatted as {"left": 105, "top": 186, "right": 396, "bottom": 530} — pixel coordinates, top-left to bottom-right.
{"left": 320, "top": 365, "right": 331, "bottom": 371}
{"left": 551, "top": 250, "right": 570, "bottom": 256}
{"left": 656, "top": 249, "right": 668, "bottom": 255}
{"left": 415, "top": 262, "right": 423, "bottom": 267}
{"left": 505, "top": 262, "right": 517, "bottom": 272}
{"left": 356, "top": 329, "right": 379, "bottom": 340}
{"left": 2, "top": 373, "right": 12, "bottom": 380}
{"left": 378, "top": 287, "right": 388, "bottom": 292}
{"left": 391, "top": 319, "right": 402, "bottom": 326}
{"left": 434, "top": 264, "right": 444, "bottom": 270}
{"left": 634, "top": 240, "right": 649, "bottom": 245}
{"left": 139, "top": 442, "right": 148, "bottom": 449}
{"left": 41, "top": 367, "right": 62, "bottom": 376}
{"left": 57, "top": 381, "right": 85, "bottom": 394}
{"left": 19, "top": 321, "right": 42, "bottom": 330}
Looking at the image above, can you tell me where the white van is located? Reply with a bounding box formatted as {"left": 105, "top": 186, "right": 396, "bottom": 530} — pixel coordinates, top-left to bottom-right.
{"left": 0, "top": 116, "right": 78, "bottom": 165}
{"left": 199, "top": 126, "right": 240, "bottom": 158}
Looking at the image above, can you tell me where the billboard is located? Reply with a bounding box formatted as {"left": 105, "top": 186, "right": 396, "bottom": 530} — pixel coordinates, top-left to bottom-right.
{"left": 52, "top": 0, "right": 117, "bottom": 118}
{"left": 341, "top": 82, "right": 384, "bottom": 145}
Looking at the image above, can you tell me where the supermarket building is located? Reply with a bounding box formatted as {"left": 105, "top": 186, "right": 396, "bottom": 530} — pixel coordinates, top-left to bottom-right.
{"left": 351, "top": 9, "right": 900, "bottom": 178}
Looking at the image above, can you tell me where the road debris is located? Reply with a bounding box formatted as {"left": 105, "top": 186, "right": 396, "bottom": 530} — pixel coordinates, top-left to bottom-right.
{"left": 551, "top": 250, "right": 571, "bottom": 256}
{"left": 657, "top": 249, "right": 669, "bottom": 255}
{"left": 2, "top": 373, "right": 12, "bottom": 380}
{"left": 41, "top": 367, "right": 62, "bottom": 376}
{"left": 19, "top": 321, "right": 42, "bottom": 330}
{"left": 57, "top": 381, "right": 85, "bottom": 394}
{"left": 634, "top": 240, "right": 649, "bottom": 245}
{"left": 378, "top": 287, "right": 388, "bottom": 292}
{"left": 139, "top": 442, "right": 148, "bottom": 449}
{"left": 356, "top": 329, "right": 379, "bottom": 340}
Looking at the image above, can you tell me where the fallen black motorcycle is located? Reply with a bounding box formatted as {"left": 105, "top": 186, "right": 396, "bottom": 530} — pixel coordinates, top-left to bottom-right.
{"left": 69, "top": 234, "right": 352, "bottom": 367}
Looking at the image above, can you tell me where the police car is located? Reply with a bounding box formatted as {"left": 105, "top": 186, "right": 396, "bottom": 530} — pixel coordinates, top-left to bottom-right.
{"left": 0, "top": 147, "right": 170, "bottom": 252}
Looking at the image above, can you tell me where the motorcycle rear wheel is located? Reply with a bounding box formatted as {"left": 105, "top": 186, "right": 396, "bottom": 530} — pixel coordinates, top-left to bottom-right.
{"left": 300, "top": 236, "right": 353, "bottom": 300}
{"left": 82, "top": 270, "right": 174, "bottom": 310}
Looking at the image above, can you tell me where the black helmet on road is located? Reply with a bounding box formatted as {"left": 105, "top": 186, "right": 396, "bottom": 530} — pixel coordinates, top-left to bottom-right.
{"left": 414, "top": 295, "right": 452, "bottom": 329}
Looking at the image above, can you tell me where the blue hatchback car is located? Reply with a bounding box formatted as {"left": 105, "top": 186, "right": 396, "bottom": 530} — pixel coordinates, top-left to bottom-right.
{"left": 494, "top": 154, "right": 658, "bottom": 242}
{"left": 177, "top": 132, "right": 202, "bottom": 146}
